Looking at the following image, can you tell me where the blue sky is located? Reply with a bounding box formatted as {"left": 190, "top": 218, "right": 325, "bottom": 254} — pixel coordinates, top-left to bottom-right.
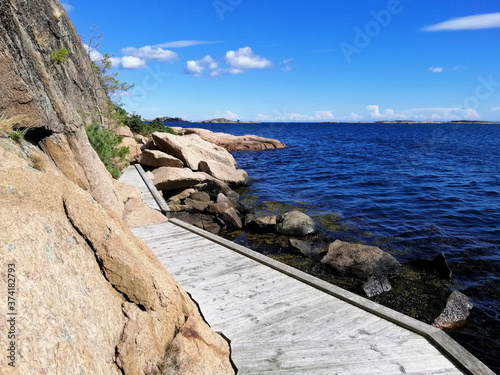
{"left": 65, "top": 0, "right": 500, "bottom": 122}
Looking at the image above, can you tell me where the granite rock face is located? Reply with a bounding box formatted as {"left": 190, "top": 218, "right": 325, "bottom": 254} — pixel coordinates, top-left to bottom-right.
{"left": 0, "top": 0, "right": 124, "bottom": 216}
{"left": 321, "top": 240, "right": 401, "bottom": 279}
{"left": 113, "top": 178, "right": 167, "bottom": 227}
{"left": 0, "top": 157, "right": 234, "bottom": 374}
{"left": 0, "top": 0, "right": 235, "bottom": 372}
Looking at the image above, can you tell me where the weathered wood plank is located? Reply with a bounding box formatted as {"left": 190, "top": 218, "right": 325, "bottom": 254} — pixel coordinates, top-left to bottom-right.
{"left": 118, "top": 166, "right": 162, "bottom": 212}
{"left": 130, "top": 221, "right": 494, "bottom": 374}
{"left": 134, "top": 164, "right": 170, "bottom": 213}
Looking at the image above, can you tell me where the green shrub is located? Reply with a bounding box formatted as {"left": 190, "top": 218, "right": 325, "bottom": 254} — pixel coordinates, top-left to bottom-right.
{"left": 50, "top": 47, "right": 68, "bottom": 64}
{"left": 123, "top": 114, "right": 176, "bottom": 136}
{"left": 85, "top": 124, "right": 129, "bottom": 178}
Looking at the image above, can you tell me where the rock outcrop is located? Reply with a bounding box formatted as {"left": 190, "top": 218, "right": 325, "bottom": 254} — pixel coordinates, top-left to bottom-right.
{"left": 152, "top": 132, "right": 237, "bottom": 170}
{"left": 0, "top": 0, "right": 124, "bottom": 216}
{"left": 321, "top": 240, "right": 401, "bottom": 278}
{"left": 0, "top": 142, "right": 234, "bottom": 374}
{"left": 178, "top": 127, "right": 286, "bottom": 151}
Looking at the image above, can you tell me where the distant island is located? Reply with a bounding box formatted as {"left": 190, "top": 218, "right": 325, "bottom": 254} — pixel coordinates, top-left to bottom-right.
{"left": 154, "top": 116, "right": 191, "bottom": 123}
{"left": 150, "top": 116, "right": 499, "bottom": 125}
{"left": 201, "top": 118, "right": 260, "bottom": 124}
{"left": 374, "top": 120, "right": 500, "bottom": 124}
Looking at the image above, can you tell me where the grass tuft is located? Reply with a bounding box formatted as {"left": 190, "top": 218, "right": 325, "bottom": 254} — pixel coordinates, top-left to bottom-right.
{"left": 0, "top": 113, "right": 28, "bottom": 133}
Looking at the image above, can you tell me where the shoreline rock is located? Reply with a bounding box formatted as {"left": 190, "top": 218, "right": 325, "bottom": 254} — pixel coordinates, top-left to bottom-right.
{"left": 177, "top": 127, "right": 286, "bottom": 151}
{"left": 321, "top": 240, "right": 401, "bottom": 279}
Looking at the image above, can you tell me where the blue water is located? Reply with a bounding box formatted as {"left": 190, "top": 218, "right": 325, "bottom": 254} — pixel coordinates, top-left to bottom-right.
{"left": 180, "top": 122, "right": 500, "bottom": 371}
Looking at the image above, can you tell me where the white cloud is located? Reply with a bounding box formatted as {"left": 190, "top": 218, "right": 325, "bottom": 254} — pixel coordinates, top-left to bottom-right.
{"left": 422, "top": 12, "right": 500, "bottom": 31}
{"left": 84, "top": 46, "right": 102, "bottom": 63}
{"left": 341, "top": 112, "right": 363, "bottom": 122}
{"left": 84, "top": 43, "right": 147, "bottom": 70}
{"left": 228, "top": 68, "right": 244, "bottom": 75}
{"left": 314, "top": 111, "right": 335, "bottom": 120}
{"left": 367, "top": 105, "right": 401, "bottom": 119}
{"left": 367, "top": 105, "right": 480, "bottom": 121}
{"left": 280, "top": 59, "right": 294, "bottom": 72}
{"left": 428, "top": 67, "right": 443, "bottom": 73}
{"left": 61, "top": 3, "right": 74, "bottom": 13}
{"left": 110, "top": 56, "right": 147, "bottom": 70}
{"left": 187, "top": 47, "right": 272, "bottom": 77}
{"left": 217, "top": 111, "right": 240, "bottom": 121}
{"left": 257, "top": 110, "right": 335, "bottom": 122}
{"left": 121, "top": 46, "right": 177, "bottom": 62}
{"left": 185, "top": 55, "right": 222, "bottom": 77}
{"left": 491, "top": 106, "right": 500, "bottom": 111}
{"left": 153, "top": 40, "right": 221, "bottom": 48}
{"left": 256, "top": 114, "right": 271, "bottom": 121}
{"left": 225, "top": 47, "right": 273, "bottom": 70}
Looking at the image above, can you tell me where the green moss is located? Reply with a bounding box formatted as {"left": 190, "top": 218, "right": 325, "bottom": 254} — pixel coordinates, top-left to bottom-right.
{"left": 314, "top": 212, "right": 345, "bottom": 231}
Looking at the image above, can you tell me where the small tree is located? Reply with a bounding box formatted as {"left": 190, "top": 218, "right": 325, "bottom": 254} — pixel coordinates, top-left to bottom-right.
{"left": 81, "top": 26, "right": 133, "bottom": 126}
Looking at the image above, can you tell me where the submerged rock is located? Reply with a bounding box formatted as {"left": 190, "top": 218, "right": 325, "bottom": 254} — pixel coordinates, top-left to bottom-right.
{"left": 432, "top": 291, "right": 474, "bottom": 329}
{"left": 409, "top": 253, "right": 452, "bottom": 280}
{"left": 276, "top": 211, "right": 316, "bottom": 236}
{"left": 363, "top": 276, "right": 392, "bottom": 297}
{"left": 288, "top": 239, "right": 327, "bottom": 259}
{"left": 244, "top": 214, "right": 277, "bottom": 232}
{"left": 321, "top": 240, "right": 401, "bottom": 279}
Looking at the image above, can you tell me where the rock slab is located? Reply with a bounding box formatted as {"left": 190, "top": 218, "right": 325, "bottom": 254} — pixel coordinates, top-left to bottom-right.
{"left": 179, "top": 128, "right": 286, "bottom": 151}
{"left": 152, "top": 132, "right": 237, "bottom": 170}
{"left": 321, "top": 240, "right": 401, "bottom": 278}
{"left": 139, "top": 149, "right": 184, "bottom": 168}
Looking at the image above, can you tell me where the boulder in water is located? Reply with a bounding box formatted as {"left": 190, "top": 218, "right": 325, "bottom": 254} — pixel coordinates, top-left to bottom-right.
{"left": 276, "top": 211, "right": 316, "bottom": 236}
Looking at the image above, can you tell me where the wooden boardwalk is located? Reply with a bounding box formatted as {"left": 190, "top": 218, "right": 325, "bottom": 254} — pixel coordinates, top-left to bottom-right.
{"left": 119, "top": 165, "right": 169, "bottom": 213}
{"left": 132, "top": 219, "right": 494, "bottom": 375}
{"left": 121, "top": 165, "right": 493, "bottom": 374}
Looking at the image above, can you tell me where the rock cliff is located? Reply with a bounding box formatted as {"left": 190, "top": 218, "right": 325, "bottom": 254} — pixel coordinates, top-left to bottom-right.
{"left": 0, "top": 0, "right": 234, "bottom": 373}
{"left": 0, "top": 0, "right": 122, "bottom": 215}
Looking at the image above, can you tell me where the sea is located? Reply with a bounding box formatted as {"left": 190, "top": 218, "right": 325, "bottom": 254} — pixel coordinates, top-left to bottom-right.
{"left": 172, "top": 121, "right": 500, "bottom": 372}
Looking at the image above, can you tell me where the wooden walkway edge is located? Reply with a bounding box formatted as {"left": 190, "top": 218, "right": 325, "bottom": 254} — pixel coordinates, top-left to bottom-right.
{"left": 121, "top": 165, "right": 494, "bottom": 374}
{"left": 131, "top": 219, "right": 495, "bottom": 374}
